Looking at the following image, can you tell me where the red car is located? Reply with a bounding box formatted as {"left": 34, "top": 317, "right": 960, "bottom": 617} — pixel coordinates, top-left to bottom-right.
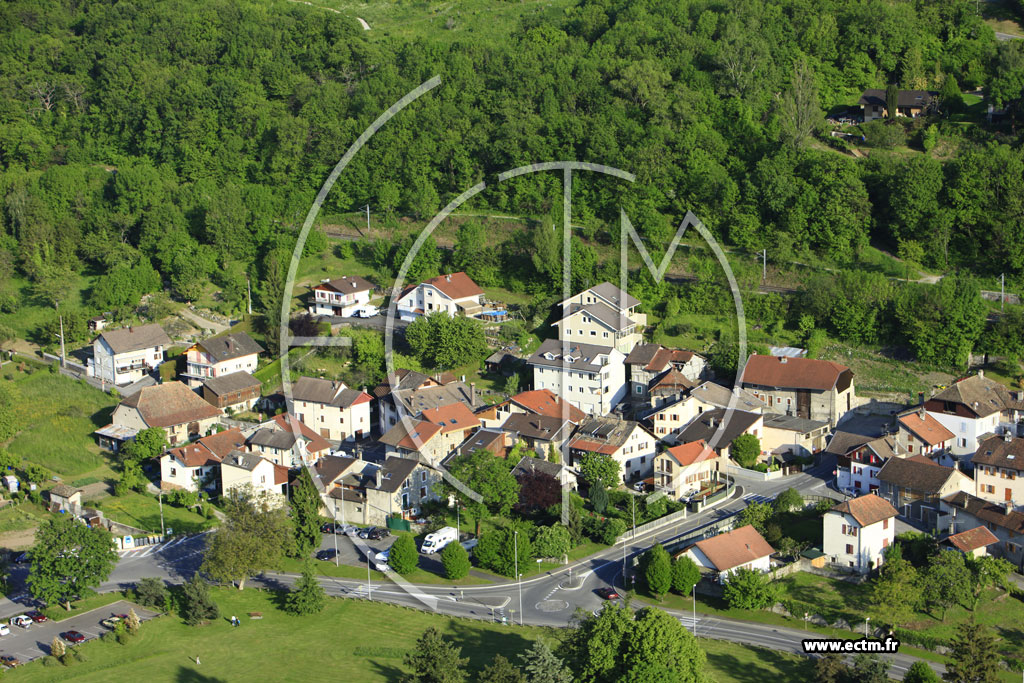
{"left": 596, "top": 587, "right": 620, "bottom": 600}
{"left": 61, "top": 630, "right": 85, "bottom": 644}
{"left": 25, "top": 610, "right": 46, "bottom": 623}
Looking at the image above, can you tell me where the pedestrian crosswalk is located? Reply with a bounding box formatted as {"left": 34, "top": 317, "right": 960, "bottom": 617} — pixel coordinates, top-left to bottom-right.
{"left": 741, "top": 493, "right": 772, "bottom": 505}
{"left": 117, "top": 543, "right": 165, "bottom": 557}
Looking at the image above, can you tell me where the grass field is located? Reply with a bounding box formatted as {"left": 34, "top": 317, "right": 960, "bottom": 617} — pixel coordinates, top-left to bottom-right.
{"left": 7, "top": 588, "right": 819, "bottom": 683}
{"left": 4, "top": 366, "right": 117, "bottom": 477}
{"left": 0, "top": 502, "right": 50, "bottom": 534}
{"left": 94, "top": 492, "right": 215, "bottom": 535}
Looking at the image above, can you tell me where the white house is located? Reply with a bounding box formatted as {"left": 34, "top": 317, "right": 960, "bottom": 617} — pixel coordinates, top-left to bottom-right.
{"left": 684, "top": 525, "right": 774, "bottom": 582}
{"left": 247, "top": 413, "right": 333, "bottom": 468}
{"left": 89, "top": 324, "right": 171, "bottom": 386}
{"left": 567, "top": 417, "right": 656, "bottom": 483}
{"left": 291, "top": 376, "right": 373, "bottom": 442}
{"left": 308, "top": 275, "right": 374, "bottom": 317}
{"left": 396, "top": 272, "right": 484, "bottom": 321}
{"left": 159, "top": 428, "right": 246, "bottom": 492}
{"left": 220, "top": 450, "right": 288, "bottom": 506}
{"left": 896, "top": 407, "right": 955, "bottom": 462}
{"left": 528, "top": 339, "right": 627, "bottom": 417}
{"left": 832, "top": 433, "right": 900, "bottom": 495}
{"left": 182, "top": 332, "right": 263, "bottom": 389}
{"left": 925, "top": 371, "right": 1014, "bottom": 461}
{"left": 823, "top": 494, "right": 897, "bottom": 573}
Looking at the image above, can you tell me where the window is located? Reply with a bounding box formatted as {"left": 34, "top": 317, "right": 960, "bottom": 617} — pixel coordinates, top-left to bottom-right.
{"left": 846, "top": 544, "right": 854, "bottom": 555}
{"left": 640, "top": 457, "right": 646, "bottom": 464}
{"left": 636, "top": 386, "right": 643, "bottom": 394}
{"left": 170, "top": 468, "right": 177, "bottom": 477}
{"left": 908, "top": 444, "right": 913, "bottom": 453}
{"left": 959, "top": 438, "right": 968, "bottom": 448}
{"left": 882, "top": 518, "right": 889, "bottom": 530}
{"left": 882, "top": 538, "right": 889, "bottom": 548}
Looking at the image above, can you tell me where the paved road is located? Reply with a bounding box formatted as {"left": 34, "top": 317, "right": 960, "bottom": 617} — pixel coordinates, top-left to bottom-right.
{"left": 996, "top": 31, "right": 1023, "bottom": 41}
{"left": 0, "top": 600, "right": 158, "bottom": 664}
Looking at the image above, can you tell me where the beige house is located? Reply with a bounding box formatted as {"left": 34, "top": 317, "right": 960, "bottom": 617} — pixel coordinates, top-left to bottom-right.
{"left": 182, "top": 332, "right": 263, "bottom": 389}
{"left": 220, "top": 451, "right": 288, "bottom": 506}
{"left": 322, "top": 456, "right": 438, "bottom": 525}
{"left": 108, "top": 381, "right": 222, "bottom": 446}
{"left": 379, "top": 419, "right": 446, "bottom": 466}
{"left": 247, "top": 413, "right": 332, "bottom": 468}
{"left": 557, "top": 283, "right": 646, "bottom": 354}
{"left": 160, "top": 427, "right": 246, "bottom": 492}
{"left": 500, "top": 413, "right": 575, "bottom": 456}
{"left": 567, "top": 417, "right": 656, "bottom": 484}
{"left": 760, "top": 413, "right": 829, "bottom": 458}
{"left": 740, "top": 354, "right": 855, "bottom": 426}
{"left": 683, "top": 525, "right": 774, "bottom": 582}
{"left": 478, "top": 389, "right": 587, "bottom": 429}
{"left": 823, "top": 494, "right": 897, "bottom": 573}
{"left": 421, "top": 402, "right": 481, "bottom": 455}
{"left": 653, "top": 440, "right": 719, "bottom": 498}
{"left": 626, "top": 343, "right": 706, "bottom": 402}
{"left": 972, "top": 433, "right": 1024, "bottom": 506}
{"left": 291, "top": 376, "right": 372, "bottom": 442}
{"left": 89, "top": 324, "right": 172, "bottom": 386}
{"left": 376, "top": 370, "right": 480, "bottom": 434}
{"left": 647, "top": 382, "right": 766, "bottom": 439}
{"left": 858, "top": 89, "right": 937, "bottom": 122}
{"left": 47, "top": 484, "right": 83, "bottom": 512}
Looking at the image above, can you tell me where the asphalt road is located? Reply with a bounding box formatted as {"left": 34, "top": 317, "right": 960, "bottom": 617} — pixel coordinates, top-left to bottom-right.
{"left": 0, "top": 457, "right": 943, "bottom": 678}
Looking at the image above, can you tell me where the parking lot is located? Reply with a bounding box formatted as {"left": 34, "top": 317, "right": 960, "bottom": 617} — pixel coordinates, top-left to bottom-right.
{"left": 316, "top": 531, "right": 393, "bottom": 567}
{"left": 0, "top": 600, "right": 159, "bottom": 665}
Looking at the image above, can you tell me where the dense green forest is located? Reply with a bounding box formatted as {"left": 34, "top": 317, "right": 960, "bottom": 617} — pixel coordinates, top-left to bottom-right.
{"left": 1, "top": 0, "right": 1024, "bottom": 369}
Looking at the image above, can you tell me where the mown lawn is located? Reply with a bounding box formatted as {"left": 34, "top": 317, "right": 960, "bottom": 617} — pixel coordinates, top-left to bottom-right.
{"left": 278, "top": 556, "right": 492, "bottom": 586}
{"left": 4, "top": 366, "right": 117, "bottom": 476}
{"left": 8, "top": 587, "right": 826, "bottom": 683}
{"left": 0, "top": 502, "right": 51, "bottom": 534}
{"left": 94, "top": 492, "right": 215, "bottom": 535}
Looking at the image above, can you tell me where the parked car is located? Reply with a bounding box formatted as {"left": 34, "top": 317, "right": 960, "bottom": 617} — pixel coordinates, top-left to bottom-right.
{"left": 0, "top": 624, "right": 9, "bottom": 637}
{"left": 360, "top": 526, "right": 389, "bottom": 541}
{"left": 358, "top": 526, "right": 377, "bottom": 539}
{"left": 680, "top": 488, "right": 698, "bottom": 502}
{"left": 460, "top": 538, "right": 478, "bottom": 554}
{"left": 25, "top": 610, "right": 46, "bottom": 623}
{"left": 337, "top": 524, "right": 357, "bottom": 536}
{"left": 632, "top": 481, "right": 647, "bottom": 493}
{"left": 0, "top": 655, "right": 21, "bottom": 668}
{"left": 320, "top": 522, "right": 337, "bottom": 534}
{"left": 9, "top": 616, "right": 30, "bottom": 629}
{"left": 100, "top": 614, "right": 128, "bottom": 629}
{"left": 62, "top": 630, "right": 86, "bottom": 644}
{"left": 354, "top": 305, "right": 379, "bottom": 318}
{"left": 315, "top": 549, "right": 338, "bottom": 562}
{"left": 12, "top": 552, "right": 28, "bottom": 564}
{"left": 596, "top": 587, "right": 620, "bottom": 600}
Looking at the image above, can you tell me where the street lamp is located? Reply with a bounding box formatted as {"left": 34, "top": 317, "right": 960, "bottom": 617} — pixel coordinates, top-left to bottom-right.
{"left": 692, "top": 583, "right": 697, "bottom": 635}
{"left": 514, "top": 529, "right": 523, "bottom": 626}
{"left": 865, "top": 616, "right": 870, "bottom": 637}
{"left": 804, "top": 612, "right": 809, "bottom": 631}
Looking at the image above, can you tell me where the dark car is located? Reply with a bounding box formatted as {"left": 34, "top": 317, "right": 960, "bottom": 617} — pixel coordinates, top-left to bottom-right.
{"left": 320, "top": 523, "right": 337, "bottom": 534}
{"left": 315, "top": 549, "right": 337, "bottom": 561}
{"left": 366, "top": 527, "right": 389, "bottom": 541}
{"left": 12, "top": 552, "right": 28, "bottom": 564}
{"left": 62, "top": 630, "right": 86, "bottom": 644}
{"left": 0, "top": 655, "right": 21, "bottom": 668}
{"left": 596, "top": 587, "right": 620, "bottom": 600}
{"left": 25, "top": 610, "right": 46, "bottom": 623}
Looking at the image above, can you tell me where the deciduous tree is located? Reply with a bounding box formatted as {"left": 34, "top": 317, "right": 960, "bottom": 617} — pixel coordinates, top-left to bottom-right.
{"left": 201, "top": 486, "right": 289, "bottom": 590}
{"left": 27, "top": 516, "right": 117, "bottom": 610}
{"left": 722, "top": 567, "right": 779, "bottom": 610}
{"left": 440, "top": 540, "right": 470, "bottom": 580}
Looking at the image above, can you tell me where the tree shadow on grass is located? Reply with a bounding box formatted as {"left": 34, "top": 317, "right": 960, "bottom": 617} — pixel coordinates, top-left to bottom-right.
{"left": 175, "top": 665, "right": 228, "bottom": 683}
{"left": 703, "top": 645, "right": 813, "bottom": 683}
{"left": 367, "top": 660, "right": 407, "bottom": 681}
{"left": 444, "top": 617, "right": 540, "bottom": 673}
{"left": 91, "top": 405, "right": 115, "bottom": 429}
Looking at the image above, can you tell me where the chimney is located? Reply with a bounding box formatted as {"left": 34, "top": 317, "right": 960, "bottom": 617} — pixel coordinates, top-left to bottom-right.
{"left": 227, "top": 337, "right": 234, "bottom": 351}
{"left": 918, "top": 391, "right": 925, "bottom": 405}
{"left": 918, "top": 406, "right": 926, "bottom": 420}
{"left": 1005, "top": 500, "right": 1013, "bottom": 516}
{"left": 779, "top": 356, "right": 787, "bottom": 364}
{"left": 374, "top": 467, "right": 382, "bottom": 488}
{"left": 355, "top": 445, "right": 363, "bottom": 461}
{"left": 446, "top": 274, "right": 451, "bottom": 282}
{"left": 708, "top": 417, "right": 716, "bottom": 428}
{"left": 1005, "top": 430, "right": 1014, "bottom": 443}
{"left": 470, "top": 382, "right": 476, "bottom": 405}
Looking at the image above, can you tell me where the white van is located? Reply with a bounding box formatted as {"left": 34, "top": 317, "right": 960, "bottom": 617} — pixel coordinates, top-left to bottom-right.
{"left": 354, "top": 305, "right": 379, "bottom": 318}
{"left": 420, "top": 526, "right": 458, "bottom": 554}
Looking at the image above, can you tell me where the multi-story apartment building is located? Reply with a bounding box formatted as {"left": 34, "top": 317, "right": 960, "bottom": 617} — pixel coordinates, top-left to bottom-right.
{"left": 528, "top": 339, "right": 627, "bottom": 416}
{"left": 182, "top": 332, "right": 263, "bottom": 389}
{"left": 555, "top": 283, "right": 645, "bottom": 354}
{"left": 89, "top": 324, "right": 171, "bottom": 386}
{"left": 291, "top": 376, "right": 372, "bottom": 442}
{"left": 972, "top": 433, "right": 1024, "bottom": 506}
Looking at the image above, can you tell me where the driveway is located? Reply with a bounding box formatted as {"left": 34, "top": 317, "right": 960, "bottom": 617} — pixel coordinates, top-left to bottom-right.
{"left": 0, "top": 600, "right": 159, "bottom": 665}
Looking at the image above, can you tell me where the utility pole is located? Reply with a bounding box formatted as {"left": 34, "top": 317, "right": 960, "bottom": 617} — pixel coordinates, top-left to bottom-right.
{"left": 762, "top": 249, "right": 767, "bottom": 281}
{"left": 631, "top": 495, "right": 636, "bottom": 540}
{"left": 1002, "top": 273, "right": 1006, "bottom": 312}
{"left": 246, "top": 276, "right": 252, "bottom": 316}
{"left": 514, "top": 529, "right": 523, "bottom": 625}
{"left": 55, "top": 303, "right": 66, "bottom": 367}
{"left": 364, "top": 204, "right": 371, "bottom": 235}
{"left": 692, "top": 583, "right": 697, "bottom": 635}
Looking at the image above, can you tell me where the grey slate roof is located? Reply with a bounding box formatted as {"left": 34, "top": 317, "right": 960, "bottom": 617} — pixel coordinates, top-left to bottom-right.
{"left": 762, "top": 413, "right": 829, "bottom": 434}
{"left": 675, "top": 409, "right": 761, "bottom": 448}
{"left": 197, "top": 332, "right": 263, "bottom": 363}
{"left": 222, "top": 450, "right": 266, "bottom": 471}
{"left": 248, "top": 428, "right": 299, "bottom": 450}
{"left": 876, "top": 457, "right": 958, "bottom": 494}
{"left": 511, "top": 455, "right": 563, "bottom": 480}
{"left": 371, "top": 457, "right": 420, "bottom": 493}
{"left": 559, "top": 301, "right": 634, "bottom": 331}
{"left": 97, "top": 324, "right": 172, "bottom": 354}
{"left": 589, "top": 282, "right": 640, "bottom": 310}
{"left": 625, "top": 343, "right": 662, "bottom": 366}
{"left": 394, "top": 382, "right": 478, "bottom": 415}
{"left": 203, "top": 371, "right": 260, "bottom": 395}
{"left": 501, "top": 413, "right": 573, "bottom": 442}
{"left": 528, "top": 338, "right": 617, "bottom": 374}
{"left": 291, "top": 376, "right": 367, "bottom": 408}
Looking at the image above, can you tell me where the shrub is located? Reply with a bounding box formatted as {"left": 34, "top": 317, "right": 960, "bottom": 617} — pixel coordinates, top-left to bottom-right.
{"left": 441, "top": 541, "right": 470, "bottom": 580}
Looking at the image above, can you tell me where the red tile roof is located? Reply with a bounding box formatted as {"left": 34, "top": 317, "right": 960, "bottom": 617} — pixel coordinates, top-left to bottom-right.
{"left": 273, "top": 464, "right": 290, "bottom": 486}
{"left": 510, "top": 389, "right": 586, "bottom": 423}
{"left": 693, "top": 525, "right": 774, "bottom": 572}
{"left": 120, "top": 381, "right": 223, "bottom": 428}
{"left": 567, "top": 438, "right": 618, "bottom": 456}
{"left": 945, "top": 526, "right": 999, "bottom": 553}
{"left": 422, "top": 402, "right": 480, "bottom": 434}
{"left": 664, "top": 440, "right": 717, "bottom": 467}
{"left": 380, "top": 419, "right": 443, "bottom": 451}
{"left": 898, "top": 411, "right": 955, "bottom": 446}
{"left": 741, "top": 354, "right": 851, "bottom": 392}
{"left": 831, "top": 494, "right": 897, "bottom": 527}
{"left": 421, "top": 272, "right": 483, "bottom": 300}
{"left": 646, "top": 348, "right": 695, "bottom": 372}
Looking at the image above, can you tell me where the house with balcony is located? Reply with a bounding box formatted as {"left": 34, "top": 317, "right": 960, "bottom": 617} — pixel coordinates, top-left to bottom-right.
{"left": 246, "top": 413, "right": 332, "bottom": 468}
{"left": 105, "top": 381, "right": 222, "bottom": 446}
{"left": 925, "top": 371, "right": 1015, "bottom": 461}
{"left": 653, "top": 440, "right": 719, "bottom": 499}
{"left": 160, "top": 427, "right": 247, "bottom": 492}
{"left": 182, "top": 332, "right": 263, "bottom": 389}
{"left": 555, "top": 283, "right": 645, "bottom": 354}
{"left": 740, "top": 354, "right": 855, "bottom": 427}
{"left": 291, "top": 376, "right": 372, "bottom": 442}
{"left": 376, "top": 370, "right": 481, "bottom": 435}
{"left": 645, "top": 382, "right": 766, "bottom": 439}
{"left": 896, "top": 407, "right": 955, "bottom": 463}
{"left": 823, "top": 494, "right": 897, "bottom": 574}
{"left": 322, "top": 455, "right": 438, "bottom": 525}
{"left": 379, "top": 418, "right": 446, "bottom": 466}
{"left": 500, "top": 413, "right": 576, "bottom": 457}
{"left": 832, "top": 433, "right": 900, "bottom": 495}
{"left": 396, "top": 272, "right": 484, "bottom": 321}
{"left": 567, "top": 416, "right": 655, "bottom": 484}
{"left": 528, "top": 339, "right": 627, "bottom": 417}
{"left": 858, "top": 89, "right": 938, "bottom": 122}
{"left": 308, "top": 275, "right": 374, "bottom": 317}
{"left": 89, "top": 324, "right": 172, "bottom": 386}
{"left": 971, "top": 433, "right": 1024, "bottom": 507}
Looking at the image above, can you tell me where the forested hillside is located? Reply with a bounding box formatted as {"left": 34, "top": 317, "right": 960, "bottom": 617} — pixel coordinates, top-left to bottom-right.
{"left": 1, "top": 0, "right": 1023, "bottom": 367}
